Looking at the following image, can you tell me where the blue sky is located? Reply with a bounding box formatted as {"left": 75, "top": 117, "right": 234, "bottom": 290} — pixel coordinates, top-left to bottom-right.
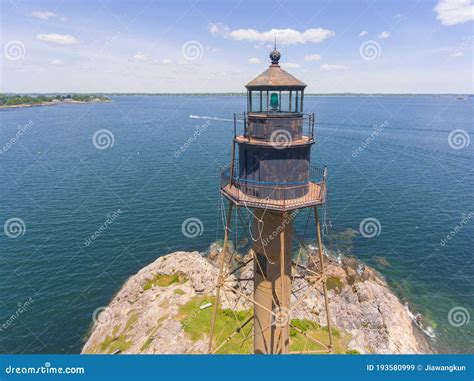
{"left": 1, "top": 0, "right": 473, "bottom": 93}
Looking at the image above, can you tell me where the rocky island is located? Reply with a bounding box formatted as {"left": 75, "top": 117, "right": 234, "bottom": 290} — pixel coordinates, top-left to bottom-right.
{"left": 82, "top": 243, "right": 434, "bottom": 355}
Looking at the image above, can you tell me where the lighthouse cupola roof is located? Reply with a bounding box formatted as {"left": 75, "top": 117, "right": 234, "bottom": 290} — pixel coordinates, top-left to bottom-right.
{"left": 245, "top": 45, "right": 307, "bottom": 91}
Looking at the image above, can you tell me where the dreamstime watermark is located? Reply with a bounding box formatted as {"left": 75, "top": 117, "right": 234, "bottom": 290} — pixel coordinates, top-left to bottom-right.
{"left": 83, "top": 209, "right": 123, "bottom": 247}
{"left": 0, "top": 120, "right": 34, "bottom": 154}
{"left": 359, "top": 217, "right": 382, "bottom": 238}
{"left": 92, "top": 129, "right": 115, "bottom": 150}
{"left": 173, "top": 121, "right": 210, "bottom": 158}
{"left": 181, "top": 217, "right": 204, "bottom": 238}
{"left": 81, "top": 31, "right": 122, "bottom": 71}
{"left": 260, "top": 210, "right": 299, "bottom": 248}
{"left": 5, "top": 362, "right": 85, "bottom": 375}
{"left": 272, "top": 306, "right": 291, "bottom": 327}
{"left": 92, "top": 306, "right": 114, "bottom": 325}
{"left": 441, "top": 35, "right": 473, "bottom": 69}
{"left": 352, "top": 120, "right": 388, "bottom": 158}
{"left": 4, "top": 40, "right": 26, "bottom": 61}
{"left": 181, "top": 301, "right": 212, "bottom": 330}
{"left": 181, "top": 40, "right": 203, "bottom": 61}
{"left": 448, "top": 129, "right": 470, "bottom": 150}
{"left": 448, "top": 306, "right": 470, "bottom": 327}
{"left": 359, "top": 40, "right": 381, "bottom": 61}
{"left": 440, "top": 212, "right": 473, "bottom": 246}
{"left": 3, "top": 218, "right": 26, "bottom": 238}
{"left": 270, "top": 129, "right": 292, "bottom": 149}
{"left": 0, "top": 297, "right": 34, "bottom": 333}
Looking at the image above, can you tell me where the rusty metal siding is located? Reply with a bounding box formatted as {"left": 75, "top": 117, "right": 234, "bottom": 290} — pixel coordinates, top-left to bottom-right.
{"left": 238, "top": 144, "right": 311, "bottom": 199}
{"left": 246, "top": 115, "right": 303, "bottom": 141}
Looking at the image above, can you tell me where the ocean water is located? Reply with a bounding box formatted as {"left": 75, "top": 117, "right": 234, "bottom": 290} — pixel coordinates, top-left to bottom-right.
{"left": 0, "top": 95, "right": 472, "bottom": 354}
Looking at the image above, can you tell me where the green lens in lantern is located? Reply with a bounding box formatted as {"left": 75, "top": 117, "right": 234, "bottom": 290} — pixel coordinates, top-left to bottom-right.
{"left": 270, "top": 93, "right": 279, "bottom": 110}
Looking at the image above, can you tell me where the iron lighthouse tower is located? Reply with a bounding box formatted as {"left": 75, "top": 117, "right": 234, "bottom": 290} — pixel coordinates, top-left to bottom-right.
{"left": 209, "top": 47, "right": 333, "bottom": 354}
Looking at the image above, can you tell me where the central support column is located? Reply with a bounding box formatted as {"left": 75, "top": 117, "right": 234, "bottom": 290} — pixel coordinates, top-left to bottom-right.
{"left": 252, "top": 210, "right": 292, "bottom": 354}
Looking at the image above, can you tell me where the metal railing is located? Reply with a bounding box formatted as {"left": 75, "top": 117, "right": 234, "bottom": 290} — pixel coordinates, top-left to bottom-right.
{"left": 233, "top": 112, "right": 315, "bottom": 141}
{"left": 220, "top": 163, "right": 327, "bottom": 210}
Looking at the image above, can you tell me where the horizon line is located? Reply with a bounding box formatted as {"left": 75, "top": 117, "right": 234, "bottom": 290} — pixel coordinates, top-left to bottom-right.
{"left": 2, "top": 92, "right": 473, "bottom": 96}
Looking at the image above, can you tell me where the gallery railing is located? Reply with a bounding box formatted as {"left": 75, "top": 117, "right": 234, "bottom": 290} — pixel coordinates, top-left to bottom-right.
{"left": 220, "top": 163, "right": 327, "bottom": 210}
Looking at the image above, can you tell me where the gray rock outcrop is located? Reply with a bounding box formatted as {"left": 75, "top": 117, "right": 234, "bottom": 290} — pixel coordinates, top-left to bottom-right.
{"left": 82, "top": 250, "right": 433, "bottom": 354}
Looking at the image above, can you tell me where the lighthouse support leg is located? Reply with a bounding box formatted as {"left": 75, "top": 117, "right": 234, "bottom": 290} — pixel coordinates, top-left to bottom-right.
{"left": 253, "top": 210, "right": 292, "bottom": 354}
{"left": 278, "top": 212, "right": 290, "bottom": 353}
{"left": 314, "top": 207, "right": 333, "bottom": 351}
{"left": 208, "top": 202, "right": 234, "bottom": 353}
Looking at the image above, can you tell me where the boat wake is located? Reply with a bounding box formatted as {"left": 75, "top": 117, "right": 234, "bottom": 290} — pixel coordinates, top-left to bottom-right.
{"left": 189, "top": 115, "right": 238, "bottom": 123}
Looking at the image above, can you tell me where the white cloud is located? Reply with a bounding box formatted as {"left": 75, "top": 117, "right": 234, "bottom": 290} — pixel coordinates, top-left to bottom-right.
{"left": 36, "top": 33, "right": 77, "bottom": 45}
{"left": 210, "top": 22, "right": 230, "bottom": 36}
{"left": 304, "top": 54, "right": 321, "bottom": 61}
{"left": 32, "top": 11, "right": 57, "bottom": 20}
{"left": 50, "top": 59, "right": 64, "bottom": 65}
{"left": 281, "top": 62, "right": 300, "bottom": 69}
{"left": 434, "top": 0, "right": 474, "bottom": 25}
{"left": 210, "top": 23, "right": 335, "bottom": 44}
{"left": 248, "top": 57, "right": 261, "bottom": 64}
{"left": 320, "top": 64, "right": 349, "bottom": 71}
{"left": 378, "top": 31, "right": 391, "bottom": 39}
{"left": 359, "top": 31, "right": 369, "bottom": 37}
{"left": 132, "top": 52, "right": 147, "bottom": 61}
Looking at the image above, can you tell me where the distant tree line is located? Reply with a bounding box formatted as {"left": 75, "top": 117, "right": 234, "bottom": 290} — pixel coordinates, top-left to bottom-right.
{"left": 0, "top": 94, "right": 109, "bottom": 106}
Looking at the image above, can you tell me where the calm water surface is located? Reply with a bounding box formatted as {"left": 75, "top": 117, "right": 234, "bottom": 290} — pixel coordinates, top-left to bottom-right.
{"left": 0, "top": 95, "right": 472, "bottom": 353}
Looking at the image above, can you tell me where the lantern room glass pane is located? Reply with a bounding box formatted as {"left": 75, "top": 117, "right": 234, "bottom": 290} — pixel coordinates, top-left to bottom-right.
{"left": 249, "top": 91, "right": 262, "bottom": 112}
{"left": 270, "top": 92, "right": 279, "bottom": 110}
{"left": 279, "top": 91, "right": 290, "bottom": 112}
{"left": 294, "top": 91, "right": 299, "bottom": 112}
{"left": 250, "top": 91, "right": 261, "bottom": 112}
{"left": 262, "top": 91, "right": 269, "bottom": 112}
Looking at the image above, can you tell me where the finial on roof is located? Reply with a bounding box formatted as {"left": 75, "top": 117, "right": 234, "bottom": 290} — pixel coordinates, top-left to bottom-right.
{"left": 269, "top": 38, "right": 281, "bottom": 65}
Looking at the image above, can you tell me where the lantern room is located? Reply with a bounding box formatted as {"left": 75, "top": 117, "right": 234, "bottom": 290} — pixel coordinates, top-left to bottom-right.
{"left": 246, "top": 47, "right": 306, "bottom": 115}
{"left": 242, "top": 47, "right": 311, "bottom": 143}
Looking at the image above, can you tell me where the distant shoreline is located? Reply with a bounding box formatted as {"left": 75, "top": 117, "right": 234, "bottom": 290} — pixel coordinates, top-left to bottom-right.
{"left": 104, "top": 93, "right": 473, "bottom": 98}
{"left": 1, "top": 93, "right": 469, "bottom": 111}
{"left": 2, "top": 93, "right": 473, "bottom": 97}
{"left": 0, "top": 99, "right": 112, "bottom": 110}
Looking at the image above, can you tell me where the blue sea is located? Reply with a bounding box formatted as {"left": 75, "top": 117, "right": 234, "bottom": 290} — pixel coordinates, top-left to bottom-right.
{"left": 0, "top": 95, "right": 472, "bottom": 354}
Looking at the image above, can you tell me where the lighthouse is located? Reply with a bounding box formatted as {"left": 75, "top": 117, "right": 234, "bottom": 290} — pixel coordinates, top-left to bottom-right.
{"left": 209, "top": 45, "right": 332, "bottom": 354}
